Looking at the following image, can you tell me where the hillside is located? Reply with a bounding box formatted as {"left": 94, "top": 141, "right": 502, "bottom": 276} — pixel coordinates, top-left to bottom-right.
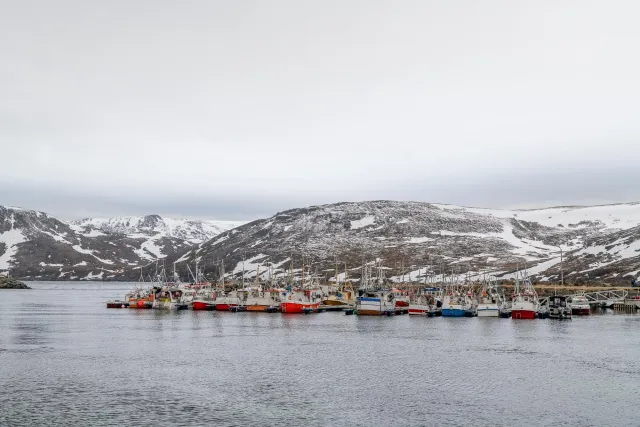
{"left": 171, "top": 201, "right": 640, "bottom": 285}
{"left": 0, "top": 206, "right": 243, "bottom": 280}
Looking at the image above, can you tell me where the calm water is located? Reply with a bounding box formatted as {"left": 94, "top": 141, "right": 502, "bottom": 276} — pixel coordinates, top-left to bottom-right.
{"left": 1, "top": 282, "right": 640, "bottom": 427}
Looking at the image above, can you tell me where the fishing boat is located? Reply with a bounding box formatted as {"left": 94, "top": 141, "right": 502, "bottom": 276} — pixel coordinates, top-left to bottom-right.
{"left": 476, "top": 279, "right": 502, "bottom": 317}
{"left": 152, "top": 287, "right": 191, "bottom": 310}
{"left": 393, "top": 288, "right": 410, "bottom": 308}
{"left": 279, "top": 258, "right": 322, "bottom": 313}
{"left": 323, "top": 263, "right": 356, "bottom": 306}
{"left": 568, "top": 294, "right": 591, "bottom": 315}
{"left": 106, "top": 300, "right": 128, "bottom": 308}
{"left": 511, "top": 274, "right": 539, "bottom": 320}
{"left": 244, "top": 287, "right": 282, "bottom": 312}
{"left": 188, "top": 261, "right": 217, "bottom": 310}
{"left": 409, "top": 287, "right": 440, "bottom": 315}
{"left": 549, "top": 295, "right": 572, "bottom": 319}
{"left": 356, "top": 289, "right": 396, "bottom": 315}
{"left": 126, "top": 288, "right": 154, "bottom": 309}
{"left": 243, "top": 266, "right": 282, "bottom": 312}
{"left": 441, "top": 286, "right": 473, "bottom": 317}
{"left": 280, "top": 287, "right": 322, "bottom": 313}
{"left": 408, "top": 292, "right": 431, "bottom": 315}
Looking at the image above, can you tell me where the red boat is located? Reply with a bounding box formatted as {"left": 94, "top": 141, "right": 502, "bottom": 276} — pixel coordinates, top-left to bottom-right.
{"left": 511, "top": 276, "right": 539, "bottom": 320}
{"left": 192, "top": 300, "right": 216, "bottom": 311}
{"left": 280, "top": 287, "right": 322, "bottom": 313}
{"left": 280, "top": 300, "right": 320, "bottom": 313}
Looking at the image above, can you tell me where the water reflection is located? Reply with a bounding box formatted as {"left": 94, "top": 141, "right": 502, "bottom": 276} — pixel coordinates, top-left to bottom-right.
{"left": 0, "top": 282, "right": 639, "bottom": 427}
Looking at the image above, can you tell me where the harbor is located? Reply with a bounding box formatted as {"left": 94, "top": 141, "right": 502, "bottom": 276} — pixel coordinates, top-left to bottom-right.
{"left": 106, "top": 260, "right": 640, "bottom": 318}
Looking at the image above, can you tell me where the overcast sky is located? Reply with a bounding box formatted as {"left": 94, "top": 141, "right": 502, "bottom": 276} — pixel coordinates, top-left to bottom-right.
{"left": 2, "top": 1, "right": 639, "bottom": 220}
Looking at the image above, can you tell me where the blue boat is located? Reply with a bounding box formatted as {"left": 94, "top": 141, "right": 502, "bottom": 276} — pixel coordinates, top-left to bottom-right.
{"left": 441, "top": 294, "right": 472, "bottom": 317}
{"left": 441, "top": 307, "right": 466, "bottom": 317}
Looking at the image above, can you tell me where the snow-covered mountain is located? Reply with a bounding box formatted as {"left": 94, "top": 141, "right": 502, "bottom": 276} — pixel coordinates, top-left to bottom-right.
{"left": 172, "top": 201, "right": 640, "bottom": 285}
{"left": 70, "top": 215, "right": 244, "bottom": 260}
{"left": 0, "top": 206, "right": 244, "bottom": 280}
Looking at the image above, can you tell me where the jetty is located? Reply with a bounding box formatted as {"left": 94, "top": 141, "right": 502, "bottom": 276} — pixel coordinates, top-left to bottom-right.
{"left": 0, "top": 277, "right": 30, "bottom": 289}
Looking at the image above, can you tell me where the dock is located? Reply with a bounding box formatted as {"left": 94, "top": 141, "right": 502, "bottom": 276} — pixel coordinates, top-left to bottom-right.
{"left": 612, "top": 299, "right": 640, "bottom": 313}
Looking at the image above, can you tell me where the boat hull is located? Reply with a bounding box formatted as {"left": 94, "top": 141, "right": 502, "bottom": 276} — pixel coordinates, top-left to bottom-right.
{"left": 129, "top": 300, "right": 153, "bottom": 309}
{"left": 511, "top": 309, "right": 536, "bottom": 319}
{"left": 246, "top": 304, "right": 279, "bottom": 312}
{"left": 214, "top": 303, "right": 236, "bottom": 311}
{"left": 106, "top": 301, "right": 128, "bottom": 308}
{"left": 408, "top": 304, "right": 429, "bottom": 315}
{"left": 322, "top": 299, "right": 345, "bottom": 306}
{"left": 357, "top": 309, "right": 392, "bottom": 316}
{"left": 280, "top": 301, "right": 320, "bottom": 313}
{"left": 441, "top": 308, "right": 466, "bottom": 317}
{"left": 192, "top": 301, "right": 216, "bottom": 311}
{"left": 477, "top": 305, "right": 499, "bottom": 317}
{"left": 571, "top": 307, "right": 590, "bottom": 315}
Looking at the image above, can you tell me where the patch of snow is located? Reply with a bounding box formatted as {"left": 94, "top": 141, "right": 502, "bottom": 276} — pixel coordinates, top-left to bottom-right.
{"left": 0, "top": 229, "right": 26, "bottom": 270}
{"left": 350, "top": 216, "right": 375, "bottom": 230}
{"left": 74, "top": 261, "right": 88, "bottom": 267}
{"left": 39, "top": 262, "right": 64, "bottom": 267}
{"left": 396, "top": 218, "right": 410, "bottom": 224}
{"left": 72, "top": 245, "right": 114, "bottom": 265}
{"left": 83, "top": 271, "right": 104, "bottom": 280}
{"left": 407, "top": 237, "right": 434, "bottom": 244}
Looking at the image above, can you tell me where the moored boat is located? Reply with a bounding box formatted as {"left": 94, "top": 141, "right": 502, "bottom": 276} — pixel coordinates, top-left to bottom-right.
{"left": 356, "top": 289, "right": 396, "bottom": 315}
{"left": 568, "top": 295, "right": 590, "bottom": 315}
{"left": 280, "top": 287, "right": 322, "bottom": 313}
{"left": 476, "top": 279, "right": 502, "bottom": 317}
{"left": 441, "top": 292, "right": 472, "bottom": 317}
{"left": 511, "top": 275, "right": 539, "bottom": 320}
{"left": 106, "top": 300, "right": 128, "bottom": 308}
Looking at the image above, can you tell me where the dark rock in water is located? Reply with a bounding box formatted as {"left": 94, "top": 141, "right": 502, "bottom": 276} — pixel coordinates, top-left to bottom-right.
{"left": 0, "top": 277, "right": 30, "bottom": 289}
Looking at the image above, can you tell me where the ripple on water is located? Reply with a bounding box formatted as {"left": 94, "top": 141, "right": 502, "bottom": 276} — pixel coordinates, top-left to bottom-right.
{"left": 1, "top": 282, "right": 640, "bottom": 427}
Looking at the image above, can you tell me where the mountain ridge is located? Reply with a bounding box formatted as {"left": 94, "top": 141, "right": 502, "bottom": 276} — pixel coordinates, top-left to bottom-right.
{"left": 168, "top": 200, "right": 640, "bottom": 285}
{"left": 0, "top": 205, "right": 244, "bottom": 280}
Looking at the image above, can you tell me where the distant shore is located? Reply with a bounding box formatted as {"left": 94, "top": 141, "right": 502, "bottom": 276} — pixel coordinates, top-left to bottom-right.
{"left": 0, "top": 277, "right": 31, "bottom": 289}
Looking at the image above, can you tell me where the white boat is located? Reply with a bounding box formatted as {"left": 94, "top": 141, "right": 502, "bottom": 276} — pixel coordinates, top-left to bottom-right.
{"left": 476, "top": 279, "right": 502, "bottom": 317}
{"left": 409, "top": 287, "right": 441, "bottom": 315}
{"left": 356, "top": 289, "right": 396, "bottom": 315}
{"left": 568, "top": 294, "right": 591, "bottom": 315}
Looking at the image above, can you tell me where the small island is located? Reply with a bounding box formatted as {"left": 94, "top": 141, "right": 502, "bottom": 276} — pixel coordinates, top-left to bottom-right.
{"left": 0, "top": 276, "right": 31, "bottom": 289}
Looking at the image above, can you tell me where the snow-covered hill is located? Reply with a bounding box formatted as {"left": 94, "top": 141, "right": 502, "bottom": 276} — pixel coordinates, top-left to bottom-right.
{"left": 172, "top": 201, "right": 640, "bottom": 285}
{"left": 0, "top": 206, "right": 244, "bottom": 280}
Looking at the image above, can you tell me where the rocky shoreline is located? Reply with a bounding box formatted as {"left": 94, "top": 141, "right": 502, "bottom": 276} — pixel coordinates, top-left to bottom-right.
{"left": 0, "top": 277, "right": 31, "bottom": 289}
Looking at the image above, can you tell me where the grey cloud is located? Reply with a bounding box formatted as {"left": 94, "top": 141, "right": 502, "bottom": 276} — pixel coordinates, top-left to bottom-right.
{"left": 1, "top": 0, "right": 639, "bottom": 220}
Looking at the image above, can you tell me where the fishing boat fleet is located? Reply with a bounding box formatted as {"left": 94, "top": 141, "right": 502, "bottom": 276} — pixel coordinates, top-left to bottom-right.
{"left": 107, "top": 261, "right": 593, "bottom": 319}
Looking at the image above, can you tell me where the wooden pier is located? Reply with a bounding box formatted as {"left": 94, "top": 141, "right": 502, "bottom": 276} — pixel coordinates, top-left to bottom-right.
{"left": 612, "top": 299, "right": 640, "bottom": 313}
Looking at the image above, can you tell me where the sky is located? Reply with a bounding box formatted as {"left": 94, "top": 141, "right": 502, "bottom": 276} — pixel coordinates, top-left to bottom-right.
{"left": 1, "top": 0, "right": 640, "bottom": 221}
